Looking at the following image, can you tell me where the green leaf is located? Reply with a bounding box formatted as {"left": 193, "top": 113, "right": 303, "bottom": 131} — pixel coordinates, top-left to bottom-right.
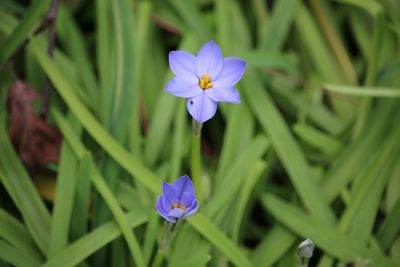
{"left": 42, "top": 209, "right": 149, "bottom": 267}
{"left": 188, "top": 214, "right": 254, "bottom": 267}
{"left": 0, "top": 0, "right": 50, "bottom": 63}
{"left": 323, "top": 84, "right": 400, "bottom": 97}
{"left": 242, "top": 72, "right": 336, "bottom": 225}
{"left": 0, "top": 116, "right": 50, "bottom": 254}
{"left": 261, "top": 193, "right": 399, "bottom": 267}
{"left": 0, "top": 239, "right": 41, "bottom": 267}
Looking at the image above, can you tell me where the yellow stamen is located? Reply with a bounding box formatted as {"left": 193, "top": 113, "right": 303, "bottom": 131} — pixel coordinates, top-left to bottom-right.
{"left": 172, "top": 203, "right": 187, "bottom": 210}
{"left": 199, "top": 73, "right": 213, "bottom": 90}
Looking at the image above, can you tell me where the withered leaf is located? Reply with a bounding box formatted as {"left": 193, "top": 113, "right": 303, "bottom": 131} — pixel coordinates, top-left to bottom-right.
{"left": 7, "top": 80, "right": 62, "bottom": 167}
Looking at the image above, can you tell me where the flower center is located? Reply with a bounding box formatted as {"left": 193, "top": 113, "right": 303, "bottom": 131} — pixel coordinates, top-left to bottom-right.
{"left": 172, "top": 203, "right": 187, "bottom": 211}
{"left": 199, "top": 73, "right": 213, "bottom": 90}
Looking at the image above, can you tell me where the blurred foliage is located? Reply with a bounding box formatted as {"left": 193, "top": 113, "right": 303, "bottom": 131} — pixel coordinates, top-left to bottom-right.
{"left": 0, "top": 0, "right": 400, "bottom": 266}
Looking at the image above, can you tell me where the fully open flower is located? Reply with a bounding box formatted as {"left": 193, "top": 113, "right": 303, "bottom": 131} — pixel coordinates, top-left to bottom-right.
{"left": 165, "top": 40, "right": 247, "bottom": 123}
{"left": 156, "top": 175, "right": 199, "bottom": 223}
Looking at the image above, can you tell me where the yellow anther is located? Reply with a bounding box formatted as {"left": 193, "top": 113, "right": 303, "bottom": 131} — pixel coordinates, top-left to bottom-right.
{"left": 172, "top": 203, "right": 187, "bottom": 210}
{"left": 199, "top": 73, "right": 213, "bottom": 90}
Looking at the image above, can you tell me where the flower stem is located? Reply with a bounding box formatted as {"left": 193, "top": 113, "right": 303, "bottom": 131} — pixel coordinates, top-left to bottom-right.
{"left": 150, "top": 250, "right": 165, "bottom": 267}
{"left": 152, "top": 221, "right": 176, "bottom": 267}
{"left": 191, "top": 119, "right": 204, "bottom": 203}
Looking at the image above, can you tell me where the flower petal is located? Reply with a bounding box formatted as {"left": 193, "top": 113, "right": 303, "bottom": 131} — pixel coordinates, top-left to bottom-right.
{"left": 168, "top": 208, "right": 185, "bottom": 219}
{"left": 173, "top": 175, "right": 195, "bottom": 196}
{"left": 186, "top": 93, "right": 218, "bottom": 123}
{"left": 165, "top": 76, "right": 201, "bottom": 98}
{"left": 206, "top": 81, "right": 240, "bottom": 103}
{"left": 196, "top": 40, "right": 223, "bottom": 80}
{"left": 182, "top": 200, "right": 199, "bottom": 219}
{"left": 169, "top": 51, "right": 197, "bottom": 76}
{"left": 216, "top": 57, "right": 246, "bottom": 85}
{"left": 179, "top": 192, "right": 196, "bottom": 206}
{"left": 156, "top": 196, "right": 175, "bottom": 223}
{"left": 162, "top": 182, "right": 179, "bottom": 205}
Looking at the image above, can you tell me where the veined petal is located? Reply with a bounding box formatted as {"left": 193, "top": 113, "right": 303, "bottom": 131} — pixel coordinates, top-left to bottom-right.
{"left": 169, "top": 51, "right": 197, "bottom": 76}
{"left": 196, "top": 40, "right": 223, "bottom": 80}
{"left": 156, "top": 196, "right": 175, "bottom": 223}
{"left": 216, "top": 57, "right": 246, "bottom": 85}
{"left": 179, "top": 192, "right": 196, "bottom": 206}
{"left": 165, "top": 76, "right": 201, "bottom": 98}
{"left": 187, "top": 93, "right": 218, "bottom": 123}
{"left": 162, "top": 182, "right": 179, "bottom": 205}
{"left": 206, "top": 81, "right": 240, "bottom": 103}
{"left": 173, "top": 175, "right": 195, "bottom": 196}
{"left": 168, "top": 208, "right": 185, "bottom": 219}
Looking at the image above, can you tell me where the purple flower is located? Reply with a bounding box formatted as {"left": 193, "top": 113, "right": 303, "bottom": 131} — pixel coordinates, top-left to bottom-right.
{"left": 156, "top": 175, "right": 199, "bottom": 223}
{"left": 165, "top": 40, "right": 247, "bottom": 123}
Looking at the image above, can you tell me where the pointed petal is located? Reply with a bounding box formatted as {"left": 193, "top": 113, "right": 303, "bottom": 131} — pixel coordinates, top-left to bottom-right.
{"left": 206, "top": 81, "right": 240, "bottom": 103}
{"left": 168, "top": 208, "right": 185, "bottom": 219}
{"left": 217, "top": 57, "right": 246, "bottom": 85}
{"left": 179, "top": 192, "right": 196, "bottom": 206}
{"left": 186, "top": 93, "right": 218, "bottom": 123}
{"left": 156, "top": 196, "right": 176, "bottom": 223}
{"left": 196, "top": 40, "right": 223, "bottom": 80}
{"left": 169, "top": 51, "right": 197, "bottom": 76}
{"left": 162, "top": 182, "right": 178, "bottom": 205}
{"left": 173, "top": 175, "right": 195, "bottom": 196}
{"left": 165, "top": 76, "right": 201, "bottom": 98}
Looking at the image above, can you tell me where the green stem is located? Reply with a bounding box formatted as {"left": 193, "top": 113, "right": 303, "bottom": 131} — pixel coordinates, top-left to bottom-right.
{"left": 191, "top": 119, "right": 204, "bottom": 203}
{"left": 150, "top": 250, "right": 165, "bottom": 267}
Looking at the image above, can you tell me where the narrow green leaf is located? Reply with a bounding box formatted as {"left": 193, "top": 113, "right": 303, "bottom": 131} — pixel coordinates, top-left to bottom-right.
{"left": 323, "top": 84, "right": 400, "bottom": 97}
{"left": 0, "top": 0, "right": 50, "bottom": 63}
{"left": 378, "top": 199, "right": 400, "bottom": 251}
{"left": 31, "top": 40, "right": 161, "bottom": 193}
{"left": 251, "top": 225, "right": 297, "bottom": 267}
{"left": 293, "top": 123, "right": 343, "bottom": 156}
{"left": 0, "top": 117, "right": 50, "bottom": 254}
{"left": 42, "top": 209, "right": 149, "bottom": 267}
{"left": 0, "top": 208, "right": 43, "bottom": 262}
{"left": 261, "top": 194, "right": 399, "bottom": 267}
{"left": 0, "top": 239, "right": 41, "bottom": 267}
{"left": 188, "top": 214, "right": 254, "bottom": 267}
{"left": 243, "top": 72, "right": 336, "bottom": 225}
{"left": 48, "top": 140, "right": 79, "bottom": 256}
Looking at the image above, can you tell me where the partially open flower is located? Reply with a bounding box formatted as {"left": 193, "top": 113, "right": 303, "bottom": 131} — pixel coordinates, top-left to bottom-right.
{"left": 156, "top": 175, "right": 199, "bottom": 223}
{"left": 165, "top": 40, "right": 247, "bottom": 123}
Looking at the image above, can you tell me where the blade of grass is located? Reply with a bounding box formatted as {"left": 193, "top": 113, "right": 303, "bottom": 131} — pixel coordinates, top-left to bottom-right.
{"left": 323, "top": 84, "right": 400, "bottom": 97}
{"left": 232, "top": 161, "right": 268, "bottom": 243}
{"left": 377, "top": 199, "right": 400, "bottom": 251}
{"left": 261, "top": 0, "right": 300, "bottom": 51}
{"left": 0, "top": 239, "right": 41, "bottom": 267}
{"left": 242, "top": 71, "right": 336, "bottom": 225}
{"left": 0, "top": 115, "right": 50, "bottom": 254}
{"left": 0, "top": 207, "right": 43, "bottom": 261}
{"left": 70, "top": 152, "right": 92, "bottom": 242}
{"left": 48, "top": 140, "right": 79, "bottom": 256}
{"left": 293, "top": 123, "right": 343, "bottom": 156}
{"left": 251, "top": 225, "right": 297, "bottom": 267}
{"left": 188, "top": 213, "right": 254, "bottom": 267}
{"left": 42, "top": 209, "right": 149, "bottom": 267}
{"left": 261, "top": 193, "right": 399, "bottom": 267}
{"left": 0, "top": 0, "right": 50, "bottom": 63}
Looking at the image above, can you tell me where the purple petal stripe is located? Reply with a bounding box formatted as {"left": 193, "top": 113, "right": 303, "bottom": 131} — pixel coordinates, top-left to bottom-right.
{"left": 196, "top": 40, "right": 223, "bottom": 80}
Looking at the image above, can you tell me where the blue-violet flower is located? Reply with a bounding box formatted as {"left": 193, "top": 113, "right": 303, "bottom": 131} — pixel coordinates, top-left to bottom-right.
{"left": 165, "top": 40, "right": 247, "bottom": 123}
{"left": 156, "top": 175, "right": 199, "bottom": 223}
